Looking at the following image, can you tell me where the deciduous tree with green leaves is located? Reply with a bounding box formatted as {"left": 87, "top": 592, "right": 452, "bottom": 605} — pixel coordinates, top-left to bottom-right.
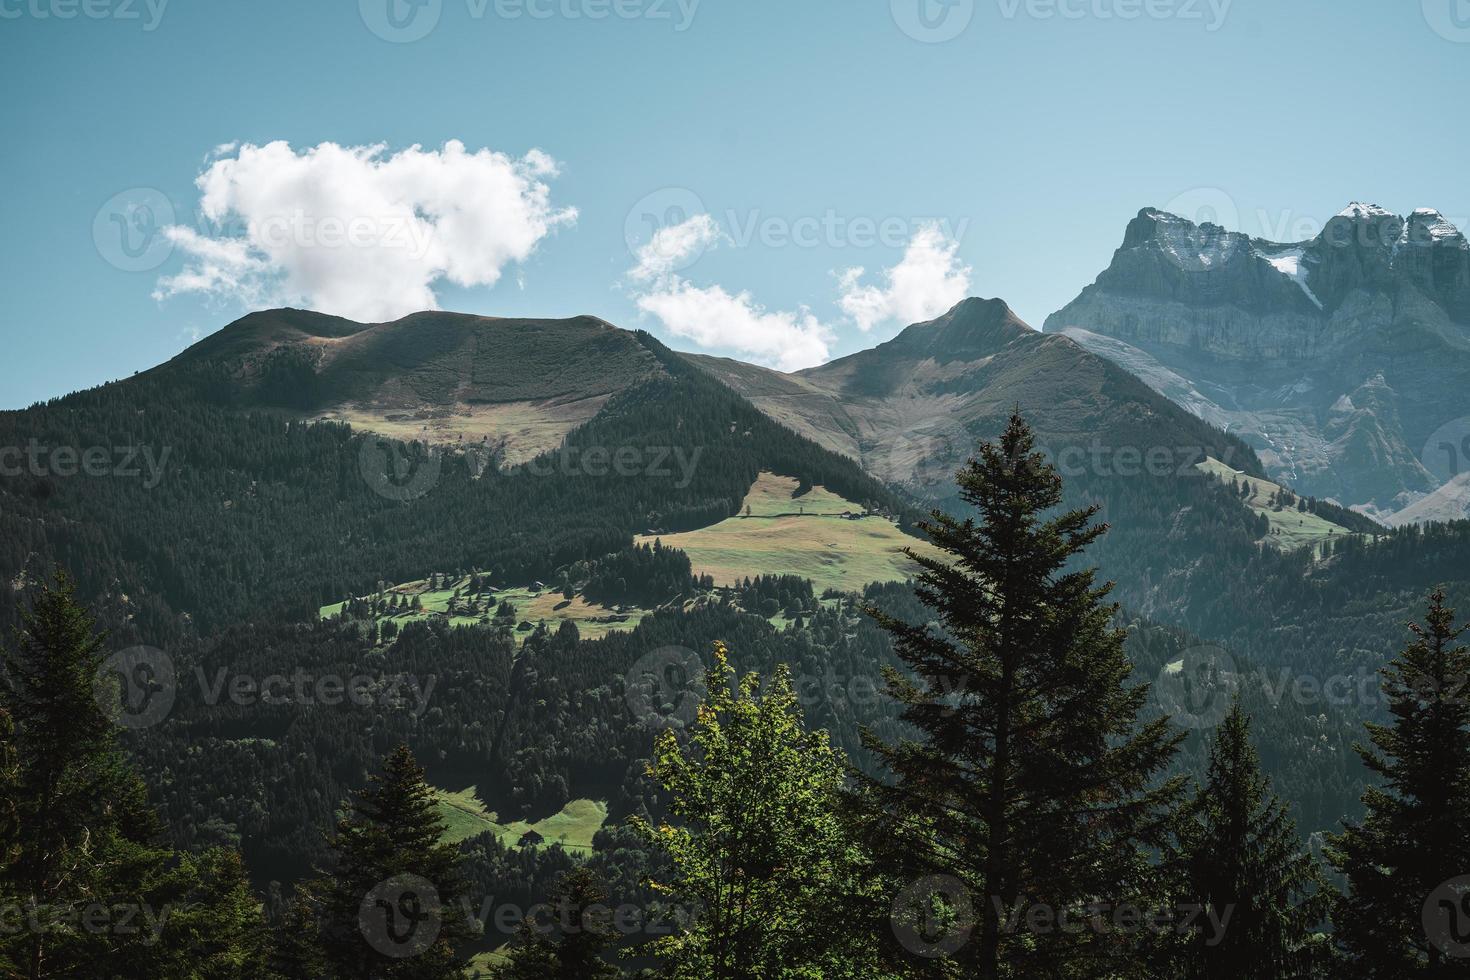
{"left": 633, "top": 642, "right": 891, "bottom": 979}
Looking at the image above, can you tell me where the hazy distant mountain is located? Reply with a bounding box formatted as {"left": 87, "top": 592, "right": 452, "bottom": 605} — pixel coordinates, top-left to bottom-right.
{"left": 691, "top": 296, "right": 1259, "bottom": 505}
{"left": 1045, "top": 204, "right": 1470, "bottom": 523}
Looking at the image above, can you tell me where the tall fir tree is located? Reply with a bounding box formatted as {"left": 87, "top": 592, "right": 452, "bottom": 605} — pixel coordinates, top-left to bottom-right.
{"left": 495, "top": 866, "right": 620, "bottom": 979}
{"left": 1329, "top": 588, "right": 1470, "bottom": 977}
{"left": 0, "top": 573, "right": 273, "bottom": 979}
{"left": 0, "top": 706, "right": 19, "bottom": 978}
{"left": 306, "top": 744, "right": 473, "bottom": 979}
{"left": 271, "top": 883, "right": 332, "bottom": 980}
{"left": 861, "top": 413, "right": 1184, "bottom": 978}
{"left": 633, "top": 642, "right": 893, "bottom": 979}
{"left": 1172, "top": 698, "right": 1329, "bottom": 978}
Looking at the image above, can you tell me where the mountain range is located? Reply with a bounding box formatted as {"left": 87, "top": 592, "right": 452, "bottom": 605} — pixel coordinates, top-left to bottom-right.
{"left": 7, "top": 207, "right": 1470, "bottom": 889}
{"left": 154, "top": 297, "right": 1258, "bottom": 510}
{"left": 156, "top": 197, "right": 1470, "bottom": 535}
{"left": 1046, "top": 203, "right": 1470, "bottom": 524}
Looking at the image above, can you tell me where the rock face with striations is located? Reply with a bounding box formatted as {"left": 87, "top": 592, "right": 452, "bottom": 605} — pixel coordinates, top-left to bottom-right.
{"left": 1045, "top": 203, "right": 1470, "bottom": 522}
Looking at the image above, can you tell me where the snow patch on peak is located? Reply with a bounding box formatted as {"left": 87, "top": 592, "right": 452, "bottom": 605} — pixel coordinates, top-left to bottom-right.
{"left": 1258, "top": 245, "right": 1324, "bottom": 309}
{"left": 1337, "top": 202, "right": 1395, "bottom": 220}
{"left": 1406, "top": 208, "right": 1466, "bottom": 246}
{"left": 1150, "top": 213, "right": 1246, "bottom": 270}
{"left": 1149, "top": 207, "right": 1225, "bottom": 229}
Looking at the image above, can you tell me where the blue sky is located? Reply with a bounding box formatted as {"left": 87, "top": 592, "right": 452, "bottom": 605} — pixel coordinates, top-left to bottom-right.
{"left": 2, "top": 0, "right": 1468, "bottom": 407}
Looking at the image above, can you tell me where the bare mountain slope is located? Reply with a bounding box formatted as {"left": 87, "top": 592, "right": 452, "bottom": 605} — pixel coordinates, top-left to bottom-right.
{"left": 152, "top": 308, "right": 668, "bottom": 463}
{"left": 692, "top": 296, "right": 1261, "bottom": 497}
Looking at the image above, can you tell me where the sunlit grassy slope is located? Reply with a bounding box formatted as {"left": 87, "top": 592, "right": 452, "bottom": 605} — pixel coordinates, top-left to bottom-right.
{"left": 320, "top": 577, "right": 648, "bottom": 643}
{"left": 433, "top": 787, "right": 608, "bottom": 852}
{"left": 637, "top": 472, "right": 940, "bottom": 594}
{"left": 1197, "top": 457, "right": 1358, "bottom": 554}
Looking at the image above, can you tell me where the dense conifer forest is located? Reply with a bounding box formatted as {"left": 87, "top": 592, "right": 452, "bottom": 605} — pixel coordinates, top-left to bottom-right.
{"left": 6, "top": 410, "right": 1470, "bottom": 977}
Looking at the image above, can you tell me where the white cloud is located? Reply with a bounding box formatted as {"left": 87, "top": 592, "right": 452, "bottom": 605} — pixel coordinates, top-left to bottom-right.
{"left": 636, "top": 280, "right": 834, "bottom": 373}
{"left": 837, "top": 222, "right": 971, "bottom": 332}
{"left": 154, "top": 140, "right": 576, "bottom": 323}
{"left": 625, "top": 216, "right": 972, "bottom": 371}
{"left": 629, "top": 212, "right": 721, "bottom": 283}
{"left": 627, "top": 213, "right": 833, "bottom": 372}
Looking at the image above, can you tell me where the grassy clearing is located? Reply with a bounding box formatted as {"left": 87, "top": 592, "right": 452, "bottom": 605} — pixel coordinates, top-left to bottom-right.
{"left": 638, "top": 473, "right": 941, "bottom": 594}
{"left": 1197, "top": 457, "right": 1357, "bottom": 555}
{"left": 433, "top": 786, "right": 608, "bottom": 852}
{"left": 737, "top": 473, "right": 855, "bottom": 517}
{"left": 768, "top": 595, "right": 847, "bottom": 630}
{"left": 466, "top": 947, "right": 510, "bottom": 976}
{"left": 320, "top": 576, "right": 649, "bottom": 644}
{"left": 311, "top": 395, "right": 611, "bottom": 466}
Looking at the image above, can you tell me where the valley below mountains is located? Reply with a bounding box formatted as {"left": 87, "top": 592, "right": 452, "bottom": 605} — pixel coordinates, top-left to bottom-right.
{"left": 6, "top": 222, "right": 1470, "bottom": 966}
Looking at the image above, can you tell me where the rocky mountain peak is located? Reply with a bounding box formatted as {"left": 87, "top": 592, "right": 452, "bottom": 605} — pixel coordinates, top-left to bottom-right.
{"left": 1044, "top": 201, "right": 1470, "bottom": 518}
{"left": 1335, "top": 201, "right": 1396, "bottom": 221}
{"left": 1125, "top": 207, "right": 1251, "bottom": 267}
{"left": 1405, "top": 208, "right": 1467, "bottom": 248}
{"left": 895, "top": 297, "right": 1033, "bottom": 359}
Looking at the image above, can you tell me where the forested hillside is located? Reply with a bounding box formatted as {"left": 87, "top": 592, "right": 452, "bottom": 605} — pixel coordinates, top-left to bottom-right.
{"left": 6, "top": 311, "right": 1470, "bottom": 976}
{"left": 0, "top": 331, "right": 918, "bottom": 641}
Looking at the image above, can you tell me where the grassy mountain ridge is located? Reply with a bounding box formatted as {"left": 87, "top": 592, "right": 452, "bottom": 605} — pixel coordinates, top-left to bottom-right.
{"left": 693, "top": 296, "right": 1266, "bottom": 493}
{"left": 156, "top": 307, "right": 663, "bottom": 409}
{"left": 0, "top": 324, "right": 920, "bottom": 640}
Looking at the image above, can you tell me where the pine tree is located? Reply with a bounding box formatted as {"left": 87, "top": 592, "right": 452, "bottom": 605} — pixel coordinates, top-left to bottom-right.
{"left": 495, "top": 866, "right": 620, "bottom": 979}
{"left": 307, "top": 744, "right": 472, "bottom": 979}
{"left": 3, "top": 573, "right": 116, "bottom": 926}
{"left": 1329, "top": 588, "right": 1470, "bottom": 977}
{"left": 141, "top": 848, "right": 278, "bottom": 979}
{"left": 271, "top": 884, "right": 332, "bottom": 980}
{"left": 0, "top": 707, "right": 19, "bottom": 978}
{"left": 1172, "top": 699, "right": 1329, "bottom": 978}
{"left": 861, "top": 413, "right": 1184, "bottom": 978}
{"left": 633, "top": 642, "right": 892, "bottom": 979}
{"left": 0, "top": 573, "right": 273, "bottom": 979}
